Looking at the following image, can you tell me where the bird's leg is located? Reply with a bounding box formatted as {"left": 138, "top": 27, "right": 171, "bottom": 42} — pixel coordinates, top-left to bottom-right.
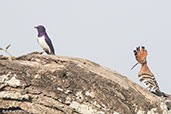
{"left": 40, "top": 51, "right": 45, "bottom": 54}
{"left": 145, "top": 87, "right": 149, "bottom": 90}
{"left": 148, "top": 88, "right": 151, "bottom": 91}
{"left": 144, "top": 86, "right": 151, "bottom": 91}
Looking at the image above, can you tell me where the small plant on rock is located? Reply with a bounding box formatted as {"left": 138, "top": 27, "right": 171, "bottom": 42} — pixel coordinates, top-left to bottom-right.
{"left": 0, "top": 44, "right": 15, "bottom": 60}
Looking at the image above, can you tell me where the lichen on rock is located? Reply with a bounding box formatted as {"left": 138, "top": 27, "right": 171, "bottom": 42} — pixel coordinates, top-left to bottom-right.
{"left": 0, "top": 52, "right": 170, "bottom": 114}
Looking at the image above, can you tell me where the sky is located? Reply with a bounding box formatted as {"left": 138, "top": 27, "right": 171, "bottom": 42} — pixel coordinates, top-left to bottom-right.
{"left": 0, "top": 0, "right": 170, "bottom": 94}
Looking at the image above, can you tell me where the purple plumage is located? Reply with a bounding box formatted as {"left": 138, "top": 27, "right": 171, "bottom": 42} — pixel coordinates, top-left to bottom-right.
{"left": 35, "top": 25, "right": 55, "bottom": 55}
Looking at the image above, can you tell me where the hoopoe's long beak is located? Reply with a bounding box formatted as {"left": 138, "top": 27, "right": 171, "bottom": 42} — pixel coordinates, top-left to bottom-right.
{"left": 130, "top": 63, "right": 138, "bottom": 70}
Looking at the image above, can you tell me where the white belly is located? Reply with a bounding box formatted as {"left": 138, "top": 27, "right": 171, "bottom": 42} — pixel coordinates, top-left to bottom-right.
{"left": 37, "top": 36, "right": 51, "bottom": 52}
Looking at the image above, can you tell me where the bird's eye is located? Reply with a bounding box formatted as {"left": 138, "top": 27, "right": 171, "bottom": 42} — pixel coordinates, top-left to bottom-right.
{"left": 38, "top": 28, "right": 43, "bottom": 32}
{"left": 141, "top": 59, "right": 146, "bottom": 63}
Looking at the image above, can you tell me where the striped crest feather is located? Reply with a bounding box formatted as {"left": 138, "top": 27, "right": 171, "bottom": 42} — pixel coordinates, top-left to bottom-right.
{"left": 134, "top": 46, "right": 147, "bottom": 64}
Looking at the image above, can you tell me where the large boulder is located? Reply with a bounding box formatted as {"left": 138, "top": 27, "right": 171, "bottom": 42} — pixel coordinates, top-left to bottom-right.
{"left": 0, "top": 52, "right": 170, "bottom": 114}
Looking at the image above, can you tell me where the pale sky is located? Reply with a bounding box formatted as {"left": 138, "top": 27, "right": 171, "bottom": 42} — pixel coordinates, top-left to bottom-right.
{"left": 0, "top": 0, "right": 170, "bottom": 94}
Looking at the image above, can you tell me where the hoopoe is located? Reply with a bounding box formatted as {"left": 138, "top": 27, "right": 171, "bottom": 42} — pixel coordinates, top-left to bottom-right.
{"left": 131, "top": 46, "right": 163, "bottom": 96}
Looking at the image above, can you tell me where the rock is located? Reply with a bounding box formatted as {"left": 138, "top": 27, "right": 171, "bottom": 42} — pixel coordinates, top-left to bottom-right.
{"left": 0, "top": 52, "right": 170, "bottom": 114}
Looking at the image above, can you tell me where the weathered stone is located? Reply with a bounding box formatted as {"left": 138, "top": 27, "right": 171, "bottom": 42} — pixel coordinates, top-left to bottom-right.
{"left": 0, "top": 52, "right": 170, "bottom": 114}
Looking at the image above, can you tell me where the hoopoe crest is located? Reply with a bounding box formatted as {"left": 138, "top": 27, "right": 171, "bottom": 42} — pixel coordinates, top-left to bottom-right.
{"left": 131, "top": 46, "right": 162, "bottom": 96}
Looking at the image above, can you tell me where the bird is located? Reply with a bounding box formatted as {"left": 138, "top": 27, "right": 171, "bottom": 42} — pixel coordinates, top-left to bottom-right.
{"left": 131, "top": 46, "right": 163, "bottom": 96}
{"left": 35, "top": 25, "right": 55, "bottom": 55}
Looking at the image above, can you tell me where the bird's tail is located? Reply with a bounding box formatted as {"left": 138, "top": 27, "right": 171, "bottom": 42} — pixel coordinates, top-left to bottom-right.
{"left": 155, "top": 90, "right": 163, "bottom": 96}
{"left": 153, "top": 90, "right": 168, "bottom": 97}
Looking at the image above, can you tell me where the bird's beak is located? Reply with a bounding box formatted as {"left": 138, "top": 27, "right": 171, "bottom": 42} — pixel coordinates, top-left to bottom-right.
{"left": 130, "top": 63, "right": 138, "bottom": 70}
{"left": 34, "top": 26, "right": 38, "bottom": 29}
